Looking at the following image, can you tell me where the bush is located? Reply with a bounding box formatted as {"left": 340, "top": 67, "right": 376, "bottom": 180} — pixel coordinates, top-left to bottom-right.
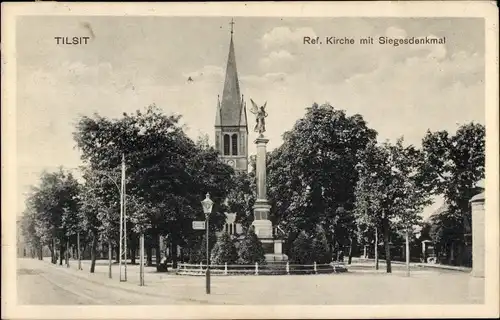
{"left": 290, "top": 232, "right": 314, "bottom": 264}
{"left": 291, "top": 229, "right": 332, "bottom": 264}
{"left": 211, "top": 232, "right": 238, "bottom": 264}
{"left": 312, "top": 229, "right": 332, "bottom": 264}
{"left": 187, "top": 231, "right": 217, "bottom": 264}
{"left": 238, "top": 227, "right": 266, "bottom": 264}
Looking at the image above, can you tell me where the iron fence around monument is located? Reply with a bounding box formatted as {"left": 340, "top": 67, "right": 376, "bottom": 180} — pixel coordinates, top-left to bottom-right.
{"left": 175, "top": 261, "right": 347, "bottom": 276}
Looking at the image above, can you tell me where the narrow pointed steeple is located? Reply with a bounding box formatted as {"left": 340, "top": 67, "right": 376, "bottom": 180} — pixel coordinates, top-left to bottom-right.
{"left": 214, "top": 19, "right": 248, "bottom": 174}
{"left": 218, "top": 20, "right": 243, "bottom": 127}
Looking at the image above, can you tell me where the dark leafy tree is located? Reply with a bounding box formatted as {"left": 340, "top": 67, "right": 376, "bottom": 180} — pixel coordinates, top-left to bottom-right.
{"left": 227, "top": 171, "right": 256, "bottom": 232}
{"left": 311, "top": 227, "right": 332, "bottom": 264}
{"left": 73, "top": 105, "right": 234, "bottom": 269}
{"left": 237, "top": 228, "right": 265, "bottom": 264}
{"left": 354, "top": 138, "right": 431, "bottom": 273}
{"left": 24, "top": 169, "right": 81, "bottom": 265}
{"left": 419, "top": 123, "right": 485, "bottom": 264}
{"left": 290, "top": 231, "right": 313, "bottom": 264}
{"left": 211, "top": 232, "right": 238, "bottom": 264}
{"left": 267, "top": 103, "right": 377, "bottom": 257}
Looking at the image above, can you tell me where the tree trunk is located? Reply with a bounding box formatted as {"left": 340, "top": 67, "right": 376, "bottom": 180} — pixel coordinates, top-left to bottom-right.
{"left": 66, "top": 239, "right": 70, "bottom": 267}
{"left": 115, "top": 246, "right": 120, "bottom": 263}
{"left": 383, "top": 217, "right": 392, "bottom": 273}
{"left": 146, "top": 242, "right": 153, "bottom": 266}
{"left": 90, "top": 232, "right": 97, "bottom": 273}
{"left": 171, "top": 234, "right": 178, "bottom": 269}
{"left": 39, "top": 245, "right": 43, "bottom": 260}
{"left": 155, "top": 233, "right": 161, "bottom": 268}
{"left": 59, "top": 239, "right": 64, "bottom": 265}
{"left": 77, "top": 232, "right": 82, "bottom": 270}
{"left": 449, "top": 242, "right": 455, "bottom": 265}
{"left": 130, "top": 236, "right": 137, "bottom": 265}
{"left": 108, "top": 240, "right": 112, "bottom": 278}
{"left": 285, "top": 231, "right": 299, "bottom": 257}
{"left": 348, "top": 236, "right": 355, "bottom": 265}
{"left": 374, "top": 227, "right": 379, "bottom": 270}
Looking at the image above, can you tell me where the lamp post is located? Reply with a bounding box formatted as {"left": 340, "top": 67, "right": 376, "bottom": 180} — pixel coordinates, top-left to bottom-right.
{"left": 201, "top": 193, "right": 214, "bottom": 295}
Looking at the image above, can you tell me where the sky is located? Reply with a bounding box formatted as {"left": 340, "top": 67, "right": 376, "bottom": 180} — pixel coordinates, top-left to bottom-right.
{"left": 16, "top": 17, "right": 485, "bottom": 219}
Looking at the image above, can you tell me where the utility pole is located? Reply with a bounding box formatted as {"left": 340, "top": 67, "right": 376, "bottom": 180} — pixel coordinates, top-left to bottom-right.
{"left": 374, "top": 226, "right": 379, "bottom": 270}
{"left": 119, "top": 154, "right": 128, "bottom": 282}
{"left": 140, "top": 233, "right": 145, "bottom": 286}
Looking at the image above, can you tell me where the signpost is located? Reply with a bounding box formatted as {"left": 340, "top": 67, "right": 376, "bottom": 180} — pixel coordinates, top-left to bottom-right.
{"left": 192, "top": 221, "right": 206, "bottom": 230}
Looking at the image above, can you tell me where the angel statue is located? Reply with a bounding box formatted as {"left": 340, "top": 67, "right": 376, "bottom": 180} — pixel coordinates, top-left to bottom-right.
{"left": 250, "top": 99, "right": 268, "bottom": 135}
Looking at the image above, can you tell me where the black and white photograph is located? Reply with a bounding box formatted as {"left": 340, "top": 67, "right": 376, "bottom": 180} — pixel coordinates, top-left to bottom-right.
{"left": 2, "top": 2, "right": 498, "bottom": 319}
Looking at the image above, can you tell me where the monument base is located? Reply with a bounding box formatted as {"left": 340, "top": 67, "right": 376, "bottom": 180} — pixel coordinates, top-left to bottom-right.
{"left": 252, "top": 219, "right": 273, "bottom": 239}
{"left": 265, "top": 253, "right": 289, "bottom": 262}
{"left": 257, "top": 238, "right": 288, "bottom": 262}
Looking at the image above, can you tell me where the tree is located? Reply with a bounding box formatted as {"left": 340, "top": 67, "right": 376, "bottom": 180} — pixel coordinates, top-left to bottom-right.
{"left": 78, "top": 179, "right": 105, "bottom": 273}
{"left": 24, "top": 169, "right": 81, "bottom": 265}
{"left": 290, "top": 231, "right": 313, "bottom": 264}
{"left": 237, "top": 227, "right": 265, "bottom": 264}
{"left": 73, "top": 105, "right": 234, "bottom": 269}
{"left": 311, "top": 227, "right": 332, "bottom": 264}
{"left": 354, "top": 138, "right": 431, "bottom": 273}
{"left": 188, "top": 230, "right": 217, "bottom": 264}
{"left": 419, "top": 123, "right": 485, "bottom": 264}
{"left": 211, "top": 232, "right": 238, "bottom": 265}
{"left": 353, "top": 141, "right": 386, "bottom": 269}
{"left": 267, "top": 103, "right": 377, "bottom": 257}
{"left": 20, "top": 209, "right": 42, "bottom": 260}
{"left": 227, "top": 171, "right": 256, "bottom": 232}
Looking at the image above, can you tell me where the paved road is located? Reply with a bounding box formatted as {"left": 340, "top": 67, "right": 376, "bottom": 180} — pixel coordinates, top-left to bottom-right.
{"left": 16, "top": 258, "right": 484, "bottom": 305}
{"left": 16, "top": 259, "right": 185, "bottom": 305}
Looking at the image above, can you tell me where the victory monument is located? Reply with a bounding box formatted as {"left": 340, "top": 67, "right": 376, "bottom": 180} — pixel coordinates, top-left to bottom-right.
{"left": 250, "top": 99, "right": 288, "bottom": 262}
{"left": 214, "top": 19, "right": 287, "bottom": 262}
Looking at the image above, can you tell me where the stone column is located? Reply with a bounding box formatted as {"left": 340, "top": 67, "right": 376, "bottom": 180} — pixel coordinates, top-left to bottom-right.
{"left": 252, "top": 136, "right": 273, "bottom": 240}
{"left": 469, "top": 192, "right": 485, "bottom": 278}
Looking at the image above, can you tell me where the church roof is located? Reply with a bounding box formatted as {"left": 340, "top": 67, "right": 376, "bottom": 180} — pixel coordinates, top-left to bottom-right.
{"left": 216, "top": 33, "right": 246, "bottom": 128}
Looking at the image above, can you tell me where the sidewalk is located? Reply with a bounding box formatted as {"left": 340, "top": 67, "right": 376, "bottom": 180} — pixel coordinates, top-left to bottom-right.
{"left": 349, "top": 257, "right": 472, "bottom": 273}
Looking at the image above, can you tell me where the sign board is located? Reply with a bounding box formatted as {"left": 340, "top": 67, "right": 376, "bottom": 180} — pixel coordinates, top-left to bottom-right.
{"left": 192, "top": 221, "right": 206, "bottom": 230}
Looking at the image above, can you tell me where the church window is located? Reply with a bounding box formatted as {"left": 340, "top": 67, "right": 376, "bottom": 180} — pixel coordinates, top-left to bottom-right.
{"left": 231, "top": 134, "right": 238, "bottom": 155}
{"left": 223, "top": 134, "right": 230, "bottom": 155}
{"left": 225, "top": 223, "right": 228, "bottom": 233}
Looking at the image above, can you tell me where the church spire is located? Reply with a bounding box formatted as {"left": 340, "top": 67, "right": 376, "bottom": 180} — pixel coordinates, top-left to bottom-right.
{"left": 216, "top": 18, "right": 243, "bottom": 127}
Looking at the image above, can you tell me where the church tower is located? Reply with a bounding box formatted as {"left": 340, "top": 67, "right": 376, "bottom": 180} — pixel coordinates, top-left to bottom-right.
{"left": 215, "top": 19, "right": 248, "bottom": 173}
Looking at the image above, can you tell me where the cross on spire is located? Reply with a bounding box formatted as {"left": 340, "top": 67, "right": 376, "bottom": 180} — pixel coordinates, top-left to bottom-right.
{"left": 230, "top": 18, "right": 235, "bottom": 35}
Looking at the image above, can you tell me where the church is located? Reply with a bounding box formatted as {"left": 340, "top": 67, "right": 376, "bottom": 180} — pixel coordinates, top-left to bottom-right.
{"left": 215, "top": 20, "right": 246, "bottom": 237}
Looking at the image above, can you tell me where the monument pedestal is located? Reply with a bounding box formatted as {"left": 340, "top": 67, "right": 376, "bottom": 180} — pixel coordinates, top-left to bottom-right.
{"left": 251, "top": 135, "right": 288, "bottom": 262}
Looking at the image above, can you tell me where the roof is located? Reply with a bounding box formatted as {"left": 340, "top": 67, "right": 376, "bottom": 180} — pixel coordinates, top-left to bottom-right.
{"left": 216, "top": 34, "right": 246, "bottom": 128}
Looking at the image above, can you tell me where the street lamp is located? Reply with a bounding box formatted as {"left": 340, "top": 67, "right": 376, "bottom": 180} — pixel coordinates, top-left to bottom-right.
{"left": 201, "top": 193, "right": 214, "bottom": 295}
